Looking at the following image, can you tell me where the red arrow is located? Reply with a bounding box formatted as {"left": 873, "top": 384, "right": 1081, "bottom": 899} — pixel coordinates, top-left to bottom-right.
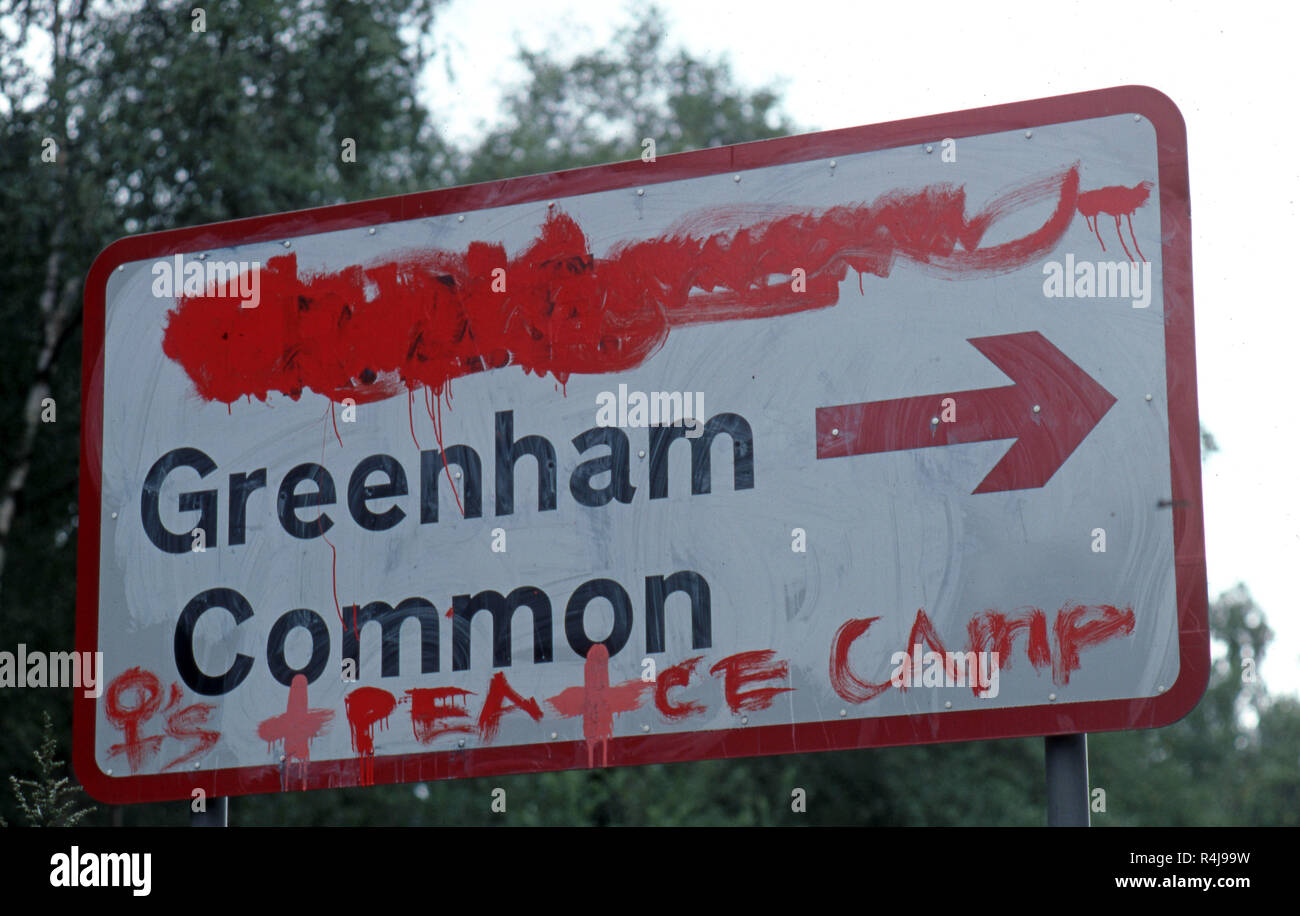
{"left": 815, "top": 332, "right": 1116, "bottom": 493}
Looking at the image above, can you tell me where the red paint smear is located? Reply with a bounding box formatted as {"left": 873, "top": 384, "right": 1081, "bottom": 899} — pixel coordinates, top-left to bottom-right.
{"left": 162, "top": 166, "right": 1083, "bottom": 407}
{"left": 257, "top": 674, "right": 335, "bottom": 789}
{"left": 161, "top": 681, "right": 183, "bottom": 713}
{"left": 1053, "top": 603, "right": 1136, "bottom": 685}
{"left": 406, "top": 686, "right": 475, "bottom": 744}
{"left": 829, "top": 618, "right": 893, "bottom": 704}
{"left": 407, "top": 389, "right": 420, "bottom": 450}
{"left": 321, "top": 531, "right": 344, "bottom": 629}
{"left": 966, "top": 608, "right": 1051, "bottom": 695}
{"left": 653, "top": 655, "right": 706, "bottom": 720}
{"left": 708, "top": 650, "right": 794, "bottom": 714}
{"left": 899, "top": 609, "right": 958, "bottom": 689}
{"left": 104, "top": 667, "right": 165, "bottom": 773}
{"left": 344, "top": 686, "right": 396, "bottom": 786}
{"left": 1076, "top": 181, "right": 1151, "bottom": 262}
{"left": 425, "top": 384, "right": 464, "bottom": 517}
{"left": 477, "top": 672, "right": 543, "bottom": 743}
{"left": 547, "top": 644, "right": 653, "bottom": 767}
{"left": 162, "top": 702, "right": 220, "bottom": 771}
{"left": 831, "top": 603, "right": 1137, "bottom": 705}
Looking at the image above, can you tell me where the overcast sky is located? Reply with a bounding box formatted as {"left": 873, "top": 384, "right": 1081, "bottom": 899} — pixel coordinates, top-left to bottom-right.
{"left": 423, "top": 0, "right": 1299, "bottom": 697}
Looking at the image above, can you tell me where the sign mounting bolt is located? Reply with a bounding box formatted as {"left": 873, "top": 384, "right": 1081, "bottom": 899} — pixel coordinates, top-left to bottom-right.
{"left": 828, "top": 160, "right": 837, "bottom": 168}
{"left": 740, "top": 716, "right": 749, "bottom": 724}
{"left": 1032, "top": 404, "right": 1041, "bottom": 414}
{"left": 733, "top": 174, "right": 741, "bottom": 182}
{"left": 1145, "top": 393, "right": 1153, "bottom": 401}
{"left": 930, "top": 416, "right": 939, "bottom": 426}
{"left": 283, "top": 240, "right": 291, "bottom": 248}
{"left": 839, "top": 709, "right": 847, "bottom": 717}
{"left": 636, "top": 188, "right": 645, "bottom": 196}
{"left": 1049, "top": 693, "right": 1057, "bottom": 701}
{"left": 198, "top": 252, "right": 207, "bottom": 261}
{"left": 1024, "top": 130, "right": 1033, "bottom": 139}
{"left": 110, "top": 512, "right": 118, "bottom": 519}
{"left": 550, "top": 732, "right": 558, "bottom": 740}
{"left": 641, "top": 724, "right": 650, "bottom": 732}
{"left": 925, "top": 145, "right": 933, "bottom": 154}
{"left": 945, "top": 701, "right": 952, "bottom": 708}
{"left": 831, "top": 427, "right": 840, "bottom": 437}
{"left": 458, "top": 739, "right": 466, "bottom": 747}
{"left": 458, "top": 215, "right": 464, "bottom": 222}
{"left": 368, "top": 228, "right": 375, "bottom": 235}
{"left": 637, "top": 449, "right": 646, "bottom": 459}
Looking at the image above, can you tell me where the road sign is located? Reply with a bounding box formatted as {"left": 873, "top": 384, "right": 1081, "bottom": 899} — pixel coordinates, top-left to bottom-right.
{"left": 76, "top": 85, "right": 1206, "bottom": 804}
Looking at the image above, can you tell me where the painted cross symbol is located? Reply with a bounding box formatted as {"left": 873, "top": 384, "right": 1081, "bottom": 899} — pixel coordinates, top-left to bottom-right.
{"left": 547, "top": 644, "right": 653, "bottom": 768}
{"left": 257, "top": 673, "right": 335, "bottom": 790}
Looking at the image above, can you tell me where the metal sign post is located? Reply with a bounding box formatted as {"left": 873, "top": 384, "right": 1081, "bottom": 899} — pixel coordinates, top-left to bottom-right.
{"left": 190, "top": 796, "right": 227, "bottom": 826}
{"left": 1045, "top": 734, "right": 1090, "bottom": 826}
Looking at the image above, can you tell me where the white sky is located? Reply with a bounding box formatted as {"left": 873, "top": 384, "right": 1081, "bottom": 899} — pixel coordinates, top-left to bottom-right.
{"left": 423, "top": 0, "right": 1299, "bottom": 698}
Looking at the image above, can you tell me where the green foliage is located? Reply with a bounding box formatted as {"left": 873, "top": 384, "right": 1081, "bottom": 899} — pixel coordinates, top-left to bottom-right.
{"left": 0, "top": 0, "right": 447, "bottom": 827}
{"left": 5, "top": 711, "right": 94, "bottom": 826}
{"left": 455, "top": 4, "right": 794, "bottom": 183}
{"left": 1087, "top": 583, "right": 1294, "bottom": 826}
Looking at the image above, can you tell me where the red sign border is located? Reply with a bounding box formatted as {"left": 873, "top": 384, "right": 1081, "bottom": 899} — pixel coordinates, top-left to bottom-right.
{"left": 75, "top": 84, "right": 1206, "bottom": 805}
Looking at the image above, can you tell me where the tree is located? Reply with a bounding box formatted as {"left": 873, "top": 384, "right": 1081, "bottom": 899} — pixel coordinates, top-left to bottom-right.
{"left": 454, "top": 7, "right": 794, "bottom": 184}
{"left": 3, "top": 711, "right": 94, "bottom": 827}
{"left": 0, "top": 0, "right": 447, "bottom": 826}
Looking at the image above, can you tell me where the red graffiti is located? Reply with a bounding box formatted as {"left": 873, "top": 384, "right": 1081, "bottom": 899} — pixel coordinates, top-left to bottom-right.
{"left": 162, "top": 702, "right": 219, "bottom": 771}
{"left": 257, "top": 674, "right": 335, "bottom": 788}
{"left": 476, "top": 672, "right": 543, "bottom": 743}
{"left": 547, "top": 644, "right": 653, "bottom": 767}
{"left": 344, "top": 686, "right": 396, "bottom": 786}
{"left": 406, "top": 686, "right": 475, "bottom": 743}
{"left": 1076, "top": 181, "right": 1152, "bottom": 262}
{"left": 1053, "top": 604, "right": 1137, "bottom": 685}
{"left": 831, "top": 603, "right": 1136, "bottom": 703}
{"left": 708, "top": 650, "right": 795, "bottom": 713}
{"left": 104, "top": 668, "right": 224, "bottom": 773}
{"left": 829, "top": 618, "right": 893, "bottom": 703}
{"left": 653, "top": 655, "right": 706, "bottom": 720}
{"left": 966, "top": 608, "right": 1051, "bottom": 693}
{"left": 104, "top": 668, "right": 164, "bottom": 772}
{"left": 161, "top": 166, "right": 1083, "bottom": 408}
{"left": 162, "top": 681, "right": 183, "bottom": 713}
{"left": 897, "top": 609, "right": 959, "bottom": 690}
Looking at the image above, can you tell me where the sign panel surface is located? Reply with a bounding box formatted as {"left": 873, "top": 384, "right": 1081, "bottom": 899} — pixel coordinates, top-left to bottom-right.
{"left": 76, "top": 86, "right": 1206, "bottom": 803}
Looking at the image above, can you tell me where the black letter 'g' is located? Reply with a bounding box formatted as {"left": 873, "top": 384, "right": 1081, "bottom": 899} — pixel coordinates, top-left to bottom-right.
{"left": 141, "top": 447, "right": 217, "bottom": 553}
